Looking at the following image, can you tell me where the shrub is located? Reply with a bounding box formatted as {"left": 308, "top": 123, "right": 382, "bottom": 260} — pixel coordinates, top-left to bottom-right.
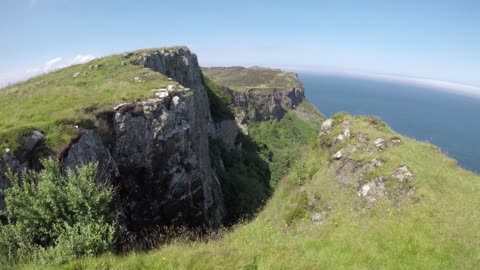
{"left": 0, "top": 160, "right": 117, "bottom": 264}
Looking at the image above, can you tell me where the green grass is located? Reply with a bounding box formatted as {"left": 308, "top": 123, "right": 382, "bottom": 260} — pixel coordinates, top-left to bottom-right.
{"left": 18, "top": 113, "right": 480, "bottom": 269}
{"left": 202, "top": 66, "right": 302, "bottom": 92}
{"left": 0, "top": 50, "right": 174, "bottom": 151}
{"left": 248, "top": 111, "right": 321, "bottom": 187}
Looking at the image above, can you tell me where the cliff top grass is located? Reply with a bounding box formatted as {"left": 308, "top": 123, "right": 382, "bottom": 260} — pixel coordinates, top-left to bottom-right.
{"left": 202, "top": 66, "right": 302, "bottom": 92}
{"left": 25, "top": 113, "right": 479, "bottom": 269}
{"left": 0, "top": 49, "right": 179, "bottom": 152}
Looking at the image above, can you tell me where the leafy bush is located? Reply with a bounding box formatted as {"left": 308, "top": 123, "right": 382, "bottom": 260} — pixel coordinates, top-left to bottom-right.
{"left": 0, "top": 160, "right": 117, "bottom": 264}
{"left": 290, "top": 161, "right": 320, "bottom": 186}
{"left": 284, "top": 191, "right": 310, "bottom": 225}
{"left": 249, "top": 113, "right": 312, "bottom": 186}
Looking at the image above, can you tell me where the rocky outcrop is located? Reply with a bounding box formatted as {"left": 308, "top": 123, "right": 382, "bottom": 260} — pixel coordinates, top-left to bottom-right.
{"left": 223, "top": 87, "right": 305, "bottom": 122}
{"left": 318, "top": 117, "right": 416, "bottom": 207}
{"left": 0, "top": 48, "right": 226, "bottom": 232}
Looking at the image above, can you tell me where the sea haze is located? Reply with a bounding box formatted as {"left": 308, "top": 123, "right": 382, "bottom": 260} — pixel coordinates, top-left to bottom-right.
{"left": 300, "top": 72, "right": 480, "bottom": 174}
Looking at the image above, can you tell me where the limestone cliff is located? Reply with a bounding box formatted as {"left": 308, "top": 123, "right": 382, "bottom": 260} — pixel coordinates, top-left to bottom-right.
{"left": 224, "top": 86, "right": 305, "bottom": 122}
{"left": 0, "top": 48, "right": 226, "bottom": 231}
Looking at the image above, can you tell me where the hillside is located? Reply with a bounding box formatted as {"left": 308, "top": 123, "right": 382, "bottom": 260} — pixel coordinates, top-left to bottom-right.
{"left": 1, "top": 48, "right": 479, "bottom": 269}
{"left": 31, "top": 113, "right": 480, "bottom": 269}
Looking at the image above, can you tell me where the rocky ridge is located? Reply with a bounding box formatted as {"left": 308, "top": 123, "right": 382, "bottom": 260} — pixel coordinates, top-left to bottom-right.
{"left": 318, "top": 115, "right": 416, "bottom": 209}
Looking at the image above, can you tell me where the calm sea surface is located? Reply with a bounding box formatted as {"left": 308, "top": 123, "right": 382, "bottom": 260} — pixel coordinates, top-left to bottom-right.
{"left": 300, "top": 72, "right": 480, "bottom": 174}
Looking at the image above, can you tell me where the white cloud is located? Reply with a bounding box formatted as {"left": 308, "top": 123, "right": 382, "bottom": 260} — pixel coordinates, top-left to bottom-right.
{"left": 0, "top": 54, "right": 96, "bottom": 87}
{"left": 71, "top": 55, "right": 96, "bottom": 65}
{"left": 44, "top": 57, "right": 63, "bottom": 72}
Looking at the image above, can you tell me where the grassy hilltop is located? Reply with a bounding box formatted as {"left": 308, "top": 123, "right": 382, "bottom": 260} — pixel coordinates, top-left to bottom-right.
{"left": 202, "top": 66, "right": 302, "bottom": 92}
{"left": 0, "top": 49, "right": 178, "bottom": 152}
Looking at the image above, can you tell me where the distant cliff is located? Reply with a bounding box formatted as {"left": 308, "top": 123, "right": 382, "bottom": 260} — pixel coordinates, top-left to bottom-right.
{"left": 203, "top": 66, "right": 324, "bottom": 131}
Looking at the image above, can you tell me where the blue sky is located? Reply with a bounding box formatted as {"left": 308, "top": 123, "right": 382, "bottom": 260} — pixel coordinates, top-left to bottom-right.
{"left": 1, "top": 0, "right": 479, "bottom": 93}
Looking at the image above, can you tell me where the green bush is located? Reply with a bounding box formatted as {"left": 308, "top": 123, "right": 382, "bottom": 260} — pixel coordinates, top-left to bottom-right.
{"left": 0, "top": 160, "right": 117, "bottom": 264}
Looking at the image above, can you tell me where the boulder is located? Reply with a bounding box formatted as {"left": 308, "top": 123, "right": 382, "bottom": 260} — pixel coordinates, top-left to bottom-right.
{"left": 321, "top": 119, "right": 333, "bottom": 134}
{"left": 16, "top": 130, "right": 45, "bottom": 162}
{"left": 332, "top": 149, "right": 343, "bottom": 160}
{"left": 357, "top": 176, "right": 388, "bottom": 203}
{"left": 374, "top": 137, "right": 385, "bottom": 150}
{"left": 392, "top": 165, "right": 413, "bottom": 182}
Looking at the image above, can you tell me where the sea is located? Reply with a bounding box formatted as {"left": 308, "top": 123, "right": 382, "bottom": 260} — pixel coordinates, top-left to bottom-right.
{"left": 300, "top": 72, "right": 480, "bottom": 174}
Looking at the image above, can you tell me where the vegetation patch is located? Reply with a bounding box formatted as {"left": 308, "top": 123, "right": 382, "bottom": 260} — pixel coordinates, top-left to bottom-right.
{"left": 248, "top": 112, "right": 319, "bottom": 187}
{"left": 0, "top": 161, "right": 116, "bottom": 266}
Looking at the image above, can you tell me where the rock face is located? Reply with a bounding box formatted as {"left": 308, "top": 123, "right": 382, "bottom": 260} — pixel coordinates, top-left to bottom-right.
{"left": 223, "top": 87, "right": 305, "bottom": 121}
{"left": 93, "top": 48, "right": 224, "bottom": 230}
{"left": 62, "top": 130, "right": 120, "bottom": 183}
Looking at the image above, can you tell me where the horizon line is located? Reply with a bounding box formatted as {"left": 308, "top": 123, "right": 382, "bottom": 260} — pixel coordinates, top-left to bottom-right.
{"left": 278, "top": 66, "right": 480, "bottom": 98}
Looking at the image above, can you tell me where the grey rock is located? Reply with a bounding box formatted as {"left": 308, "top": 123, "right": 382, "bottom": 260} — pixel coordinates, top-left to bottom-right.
{"left": 62, "top": 130, "right": 119, "bottom": 182}
{"left": 20, "top": 130, "right": 44, "bottom": 153}
{"left": 392, "top": 165, "right": 413, "bottom": 182}
{"left": 374, "top": 137, "right": 385, "bottom": 150}
{"left": 332, "top": 145, "right": 356, "bottom": 160}
{"left": 213, "top": 120, "right": 240, "bottom": 151}
{"left": 357, "top": 176, "right": 388, "bottom": 203}
{"left": 172, "top": 96, "right": 180, "bottom": 106}
{"left": 332, "top": 149, "right": 344, "bottom": 160}
{"left": 16, "top": 130, "right": 45, "bottom": 162}
{"left": 311, "top": 211, "right": 328, "bottom": 226}
{"left": 73, "top": 71, "right": 80, "bottom": 78}
{"left": 370, "top": 158, "right": 384, "bottom": 168}
{"left": 321, "top": 119, "right": 333, "bottom": 134}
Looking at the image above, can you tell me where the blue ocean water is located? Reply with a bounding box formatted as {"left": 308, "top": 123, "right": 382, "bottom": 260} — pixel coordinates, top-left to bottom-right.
{"left": 300, "top": 72, "right": 480, "bottom": 174}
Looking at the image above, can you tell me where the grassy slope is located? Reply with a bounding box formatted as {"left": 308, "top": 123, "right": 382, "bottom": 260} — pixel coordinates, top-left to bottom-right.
{"left": 202, "top": 66, "right": 302, "bottom": 92}
{"left": 0, "top": 50, "right": 174, "bottom": 151}
{"left": 27, "top": 114, "right": 479, "bottom": 269}
{"left": 203, "top": 66, "right": 325, "bottom": 187}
